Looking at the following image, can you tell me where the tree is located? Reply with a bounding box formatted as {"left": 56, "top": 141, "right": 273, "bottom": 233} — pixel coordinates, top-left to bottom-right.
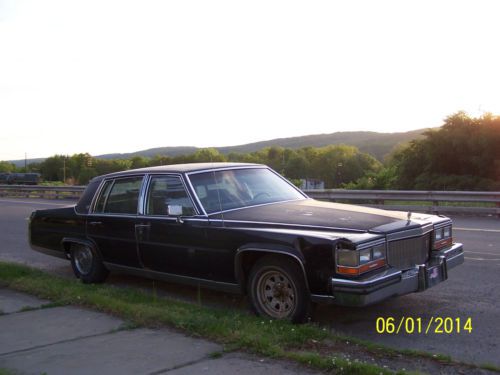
{"left": 390, "top": 112, "right": 500, "bottom": 190}
{"left": 0, "top": 161, "right": 16, "bottom": 173}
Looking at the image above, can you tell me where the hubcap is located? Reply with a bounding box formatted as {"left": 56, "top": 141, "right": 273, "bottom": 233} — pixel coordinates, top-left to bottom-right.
{"left": 74, "top": 246, "right": 93, "bottom": 275}
{"left": 257, "top": 270, "right": 297, "bottom": 319}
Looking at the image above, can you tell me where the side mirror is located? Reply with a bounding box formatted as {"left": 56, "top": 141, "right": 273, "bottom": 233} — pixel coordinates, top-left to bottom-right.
{"left": 167, "top": 205, "right": 184, "bottom": 223}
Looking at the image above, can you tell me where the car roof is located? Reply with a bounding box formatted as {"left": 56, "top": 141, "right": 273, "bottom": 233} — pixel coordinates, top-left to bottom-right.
{"left": 91, "top": 162, "right": 265, "bottom": 181}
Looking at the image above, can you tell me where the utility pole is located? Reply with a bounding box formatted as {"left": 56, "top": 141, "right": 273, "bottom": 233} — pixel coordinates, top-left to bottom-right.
{"left": 24, "top": 152, "right": 27, "bottom": 172}
{"left": 63, "top": 157, "right": 66, "bottom": 183}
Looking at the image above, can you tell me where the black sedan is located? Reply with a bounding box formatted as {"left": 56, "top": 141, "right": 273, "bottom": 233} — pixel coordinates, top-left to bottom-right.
{"left": 29, "top": 163, "right": 464, "bottom": 322}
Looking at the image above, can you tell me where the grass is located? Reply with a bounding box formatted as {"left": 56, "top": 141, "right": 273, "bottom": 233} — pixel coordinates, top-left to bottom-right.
{"left": 332, "top": 333, "right": 452, "bottom": 363}
{"left": 208, "top": 351, "right": 223, "bottom": 359}
{"left": 482, "top": 363, "right": 500, "bottom": 372}
{"left": 0, "top": 261, "right": 497, "bottom": 374}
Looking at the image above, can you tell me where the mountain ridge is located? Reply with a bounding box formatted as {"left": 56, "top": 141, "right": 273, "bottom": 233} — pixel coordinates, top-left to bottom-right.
{"left": 8, "top": 128, "right": 429, "bottom": 166}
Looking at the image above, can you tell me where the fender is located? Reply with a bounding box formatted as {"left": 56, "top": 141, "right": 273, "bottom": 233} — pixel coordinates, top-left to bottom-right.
{"left": 234, "top": 243, "right": 310, "bottom": 294}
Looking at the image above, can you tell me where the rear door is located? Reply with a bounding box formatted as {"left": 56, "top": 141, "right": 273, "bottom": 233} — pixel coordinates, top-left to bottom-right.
{"left": 87, "top": 175, "right": 144, "bottom": 268}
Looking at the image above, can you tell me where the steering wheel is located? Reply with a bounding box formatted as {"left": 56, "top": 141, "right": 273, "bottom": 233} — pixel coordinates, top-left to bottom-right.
{"left": 253, "top": 192, "right": 271, "bottom": 201}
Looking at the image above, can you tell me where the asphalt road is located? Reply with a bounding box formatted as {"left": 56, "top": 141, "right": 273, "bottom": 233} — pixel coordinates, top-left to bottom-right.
{"left": 1, "top": 198, "right": 499, "bottom": 367}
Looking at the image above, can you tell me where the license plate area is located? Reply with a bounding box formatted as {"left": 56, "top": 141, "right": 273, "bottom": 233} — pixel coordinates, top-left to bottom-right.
{"left": 426, "top": 264, "right": 446, "bottom": 287}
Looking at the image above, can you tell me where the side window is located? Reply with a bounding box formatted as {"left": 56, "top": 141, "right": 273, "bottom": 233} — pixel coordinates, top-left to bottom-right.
{"left": 94, "top": 177, "right": 143, "bottom": 214}
{"left": 146, "top": 176, "right": 195, "bottom": 216}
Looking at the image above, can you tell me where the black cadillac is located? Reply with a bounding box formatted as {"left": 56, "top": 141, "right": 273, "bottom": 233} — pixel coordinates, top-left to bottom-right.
{"left": 29, "top": 163, "right": 464, "bottom": 322}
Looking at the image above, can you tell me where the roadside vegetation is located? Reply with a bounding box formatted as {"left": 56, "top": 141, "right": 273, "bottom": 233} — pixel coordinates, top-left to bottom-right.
{"left": 1, "top": 111, "right": 499, "bottom": 191}
{"left": 1, "top": 261, "right": 497, "bottom": 375}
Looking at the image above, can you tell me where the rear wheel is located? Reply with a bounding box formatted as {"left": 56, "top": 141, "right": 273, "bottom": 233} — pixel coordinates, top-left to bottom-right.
{"left": 70, "top": 244, "right": 109, "bottom": 283}
{"left": 248, "top": 255, "right": 311, "bottom": 323}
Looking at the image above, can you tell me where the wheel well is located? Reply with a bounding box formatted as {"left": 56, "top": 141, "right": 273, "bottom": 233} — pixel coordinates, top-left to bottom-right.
{"left": 61, "top": 238, "right": 99, "bottom": 259}
{"left": 62, "top": 241, "right": 73, "bottom": 257}
{"left": 238, "top": 250, "right": 309, "bottom": 295}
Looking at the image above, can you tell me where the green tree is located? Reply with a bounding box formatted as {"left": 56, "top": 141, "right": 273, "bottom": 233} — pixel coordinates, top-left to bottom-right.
{"left": 190, "top": 148, "right": 227, "bottom": 163}
{"left": 391, "top": 112, "right": 500, "bottom": 190}
{"left": 130, "top": 156, "right": 150, "bottom": 169}
{"left": 0, "top": 161, "right": 16, "bottom": 173}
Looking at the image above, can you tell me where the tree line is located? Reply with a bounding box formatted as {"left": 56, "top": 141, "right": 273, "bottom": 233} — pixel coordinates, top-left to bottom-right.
{"left": 1, "top": 112, "right": 498, "bottom": 190}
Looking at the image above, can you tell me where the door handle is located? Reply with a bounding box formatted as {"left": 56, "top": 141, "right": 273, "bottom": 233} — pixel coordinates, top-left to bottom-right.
{"left": 135, "top": 223, "right": 150, "bottom": 238}
{"left": 89, "top": 221, "right": 103, "bottom": 226}
{"left": 135, "top": 223, "right": 151, "bottom": 233}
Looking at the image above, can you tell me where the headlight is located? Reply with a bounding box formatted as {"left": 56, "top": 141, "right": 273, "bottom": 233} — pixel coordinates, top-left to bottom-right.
{"left": 434, "top": 224, "right": 453, "bottom": 250}
{"left": 336, "top": 242, "right": 386, "bottom": 276}
{"left": 435, "top": 228, "right": 443, "bottom": 240}
{"left": 372, "top": 244, "right": 386, "bottom": 260}
{"left": 443, "top": 226, "right": 451, "bottom": 238}
{"left": 359, "top": 248, "right": 372, "bottom": 264}
{"left": 337, "top": 249, "right": 358, "bottom": 267}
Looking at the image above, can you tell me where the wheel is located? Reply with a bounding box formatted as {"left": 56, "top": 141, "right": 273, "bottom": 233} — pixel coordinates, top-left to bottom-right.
{"left": 248, "top": 255, "right": 311, "bottom": 323}
{"left": 70, "top": 243, "right": 109, "bottom": 283}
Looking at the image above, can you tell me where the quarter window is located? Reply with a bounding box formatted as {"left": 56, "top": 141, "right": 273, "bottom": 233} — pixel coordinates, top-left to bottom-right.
{"left": 94, "top": 180, "right": 113, "bottom": 213}
{"left": 146, "top": 175, "right": 195, "bottom": 216}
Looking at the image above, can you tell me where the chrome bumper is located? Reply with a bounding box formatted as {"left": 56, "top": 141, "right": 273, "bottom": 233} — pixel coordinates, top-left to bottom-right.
{"left": 311, "top": 243, "right": 464, "bottom": 306}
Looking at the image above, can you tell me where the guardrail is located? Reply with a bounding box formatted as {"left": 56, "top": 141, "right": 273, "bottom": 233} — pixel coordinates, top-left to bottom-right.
{"left": 0, "top": 185, "right": 498, "bottom": 216}
{"left": 0, "top": 185, "right": 85, "bottom": 200}
{"left": 305, "top": 189, "right": 500, "bottom": 216}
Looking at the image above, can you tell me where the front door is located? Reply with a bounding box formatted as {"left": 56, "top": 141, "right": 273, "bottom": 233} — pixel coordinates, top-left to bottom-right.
{"left": 137, "top": 174, "right": 230, "bottom": 281}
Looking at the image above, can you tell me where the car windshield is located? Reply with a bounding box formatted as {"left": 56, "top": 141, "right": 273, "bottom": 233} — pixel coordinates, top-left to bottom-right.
{"left": 188, "top": 168, "right": 305, "bottom": 214}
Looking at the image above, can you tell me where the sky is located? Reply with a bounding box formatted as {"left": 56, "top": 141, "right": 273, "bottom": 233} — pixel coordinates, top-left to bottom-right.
{"left": 1, "top": 0, "right": 499, "bottom": 161}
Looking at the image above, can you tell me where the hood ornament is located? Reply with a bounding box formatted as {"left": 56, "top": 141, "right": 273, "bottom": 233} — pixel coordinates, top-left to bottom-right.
{"left": 407, "top": 211, "right": 412, "bottom": 222}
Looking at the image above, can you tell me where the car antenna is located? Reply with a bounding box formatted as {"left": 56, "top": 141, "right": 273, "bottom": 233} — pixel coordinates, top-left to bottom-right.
{"left": 210, "top": 154, "right": 224, "bottom": 225}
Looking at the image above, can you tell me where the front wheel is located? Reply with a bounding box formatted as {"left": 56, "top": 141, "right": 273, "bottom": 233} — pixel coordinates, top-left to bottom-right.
{"left": 70, "top": 244, "right": 109, "bottom": 284}
{"left": 248, "top": 255, "right": 311, "bottom": 323}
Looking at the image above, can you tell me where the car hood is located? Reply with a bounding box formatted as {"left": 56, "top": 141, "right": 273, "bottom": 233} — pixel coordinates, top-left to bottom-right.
{"left": 216, "top": 199, "right": 436, "bottom": 233}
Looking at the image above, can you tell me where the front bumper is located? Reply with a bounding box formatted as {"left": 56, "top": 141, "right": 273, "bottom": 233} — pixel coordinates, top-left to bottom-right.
{"left": 312, "top": 243, "right": 464, "bottom": 306}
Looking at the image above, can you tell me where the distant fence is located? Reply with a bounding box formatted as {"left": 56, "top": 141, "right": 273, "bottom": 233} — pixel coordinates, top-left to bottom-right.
{"left": 305, "top": 189, "right": 500, "bottom": 216}
{"left": 0, "top": 185, "right": 84, "bottom": 200}
{"left": 0, "top": 185, "right": 498, "bottom": 216}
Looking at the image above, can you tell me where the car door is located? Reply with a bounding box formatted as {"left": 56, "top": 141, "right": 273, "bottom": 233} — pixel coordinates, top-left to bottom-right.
{"left": 86, "top": 175, "right": 144, "bottom": 268}
{"left": 137, "top": 174, "right": 231, "bottom": 281}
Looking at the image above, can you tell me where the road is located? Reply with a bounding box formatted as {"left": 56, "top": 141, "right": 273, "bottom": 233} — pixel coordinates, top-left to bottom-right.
{"left": 1, "top": 198, "right": 499, "bottom": 367}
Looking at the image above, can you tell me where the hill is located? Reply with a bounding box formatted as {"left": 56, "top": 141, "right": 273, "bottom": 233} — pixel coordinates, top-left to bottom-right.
{"left": 9, "top": 128, "right": 428, "bottom": 166}
{"left": 94, "top": 129, "right": 427, "bottom": 161}
{"left": 216, "top": 129, "right": 426, "bottom": 160}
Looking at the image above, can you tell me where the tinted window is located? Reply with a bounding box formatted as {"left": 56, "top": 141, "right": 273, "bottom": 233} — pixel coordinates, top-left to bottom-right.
{"left": 146, "top": 176, "right": 195, "bottom": 216}
{"left": 94, "top": 177, "right": 143, "bottom": 214}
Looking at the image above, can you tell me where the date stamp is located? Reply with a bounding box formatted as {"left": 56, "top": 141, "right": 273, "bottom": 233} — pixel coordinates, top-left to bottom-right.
{"left": 375, "top": 316, "right": 472, "bottom": 334}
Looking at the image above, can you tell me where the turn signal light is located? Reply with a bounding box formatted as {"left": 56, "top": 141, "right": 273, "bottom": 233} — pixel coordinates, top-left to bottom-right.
{"left": 337, "top": 259, "right": 386, "bottom": 276}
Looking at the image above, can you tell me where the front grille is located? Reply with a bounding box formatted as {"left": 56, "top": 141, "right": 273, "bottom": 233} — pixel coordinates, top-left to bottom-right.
{"left": 387, "top": 234, "right": 431, "bottom": 269}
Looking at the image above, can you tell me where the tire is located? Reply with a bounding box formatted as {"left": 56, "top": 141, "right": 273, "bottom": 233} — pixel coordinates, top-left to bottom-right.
{"left": 70, "top": 243, "right": 109, "bottom": 284}
{"left": 248, "top": 255, "right": 311, "bottom": 323}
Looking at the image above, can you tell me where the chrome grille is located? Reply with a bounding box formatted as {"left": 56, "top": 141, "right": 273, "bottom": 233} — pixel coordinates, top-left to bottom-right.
{"left": 387, "top": 234, "right": 430, "bottom": 269}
